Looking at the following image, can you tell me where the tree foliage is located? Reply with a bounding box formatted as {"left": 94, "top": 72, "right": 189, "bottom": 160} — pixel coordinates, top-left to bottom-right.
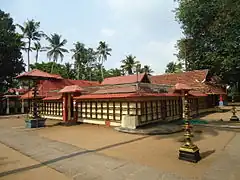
{"left": 45, "top": 33, "right": 68, "bottom": 72}
{"left": 30, "top": 62, "right": 75, "bottom": 79}
{"left": 120, "top": 55, "right": 140, "bottom": 75}
{"left": 175, "top": 0, "right": 240, "bottom": 89}
{"left": 165, "top": 61, "right": 182, "bottom": 73}
{"left": 17, "top": 19, "right": 43, "bottom": 71}
{"left": 96, "top": 41, "right": 112, "bottom": 80}
{"left": 13, "top": 14, "right": 155, "bottom": 85}
{"left": 0, "top": 10, "right": 25, "bottom": 93}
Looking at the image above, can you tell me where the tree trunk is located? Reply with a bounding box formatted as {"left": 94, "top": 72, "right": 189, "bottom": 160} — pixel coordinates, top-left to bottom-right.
{"left": 100, "top": 58, "right": 104, "bottom": 81}
{"left": 27, "top": 39, "right": 31, "bottom": 71}
{"left": 89, "top": 69, "right": 92, "bottom": 81}
{"left": 51, "top": 62, "right": 55, "bottom": 73}
{"left": 78, "top": 64, "right": 80, "bottom": 80}
{"left": 35, "top": 50, "right": 39, "bottom": 63}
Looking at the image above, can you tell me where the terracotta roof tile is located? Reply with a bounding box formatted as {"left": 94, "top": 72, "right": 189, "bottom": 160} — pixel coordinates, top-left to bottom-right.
{"left": 174, "top": 83, "right": 192, "bottom": 91}
{"left": 74, "top": 92, "right": 181, "bottom": 100}
{"left": 150, "top": 69, "right": 226, "bottom": 95}
{"left": 43, "top": 95, "right": 62, "bottom": 101}
{"left": 16, "top": 69, "right": 63, "bottom": 80}
{"left": 59, "top": 85, "right": 84, "bottom": 93}
{"left": 101, "top": 73, "right": 147, "bottom": 85}
{"left": 68, "top": 79, "right": 100, "bottom": 86}
{"left": 93, "top": 86, "right": 137, "bottom": 94}
{"left": 150, "top": 70, "right": 209, "bottom": 87}
{"left": 21, "top": 78, "right": 100, "bottom": 99}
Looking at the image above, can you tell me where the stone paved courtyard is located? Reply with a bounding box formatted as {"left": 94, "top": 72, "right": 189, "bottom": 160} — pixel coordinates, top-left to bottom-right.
{"left": 0, "top": 112, "right": 240, "bottom": 179}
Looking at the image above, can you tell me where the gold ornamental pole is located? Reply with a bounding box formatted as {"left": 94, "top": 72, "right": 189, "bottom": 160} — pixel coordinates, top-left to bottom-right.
{"left": 230, "top": 95, "right": 239, "bottom": 121}
{"left": 179, "top": 92, "right": 201, "bottom": 163}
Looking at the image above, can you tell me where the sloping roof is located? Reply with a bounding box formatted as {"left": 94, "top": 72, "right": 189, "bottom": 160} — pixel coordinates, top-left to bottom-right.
{"left": 101, "top": 73, "right": 148, "bottom": 85}
{"left": 92, "top": 86, "right": 137, "bottom": 94}
{"left": 150, "top": 69, "right": 226, "bottom": 95}
{"left": 74, "top": 92, "right": 181, "bottom": 100}
{"left": 21, "top": 79, "right": 99, "bottom": 99}
{"left": 59, "top": 85, "right": 84, "bottom": 93}
{"left": 174, "top": 83, "right": 192, "bottom": 91}
{"left": 68, "top": 79, "right": 100, "bottom": 86}
{"left": 150, "top": 70, "right": 209, "bottom": 87}
{"left": 43, "top": 95, "right": 62, "bottom": 101}
{"left": 16, "top": 69, "right": 63, "bottom": 80}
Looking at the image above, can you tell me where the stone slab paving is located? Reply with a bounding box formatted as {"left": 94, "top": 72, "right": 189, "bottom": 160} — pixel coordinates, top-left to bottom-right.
{"left": 0, "top": 127, "right": 187, "bottom": 180}
{"left": 0, "top": 126, "right": 240, "bottom": 179}
{"left": 201, "top": 133, "right": 240, "bottom": 180}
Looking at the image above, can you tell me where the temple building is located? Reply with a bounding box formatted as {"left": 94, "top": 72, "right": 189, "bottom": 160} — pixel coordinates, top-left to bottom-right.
{"left": 1, "top": 69, "right": 226, "bottom": 129}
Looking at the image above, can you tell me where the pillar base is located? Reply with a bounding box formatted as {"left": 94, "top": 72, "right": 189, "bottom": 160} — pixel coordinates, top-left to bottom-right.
{"left": 179, "top": 144, "right": 201, "bottom": 163}
{"left": 230, "top": 115, "right": 239, "bottom": 121}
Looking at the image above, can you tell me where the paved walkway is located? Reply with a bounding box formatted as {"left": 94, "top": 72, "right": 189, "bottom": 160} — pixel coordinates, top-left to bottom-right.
{"left": 0, "top": 143, "right": 70, "bottom": 180}
{"left": 0, "top": 126, "right": 240, "bottom": 179}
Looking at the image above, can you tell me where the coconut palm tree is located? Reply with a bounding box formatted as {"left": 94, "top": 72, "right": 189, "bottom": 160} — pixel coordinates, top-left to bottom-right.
{"left": 71, "top": 42, "right": 87, "bottom": 79}
{"left": 96, "top": 41, "right": 112, "bottom": 81}
{"left": 120, "top": 55, "right": 140, "bottom": 75}
{"left": 64, "top": 62, "right": 75, "bottom": 79}
{"left": 141, "top": 65, "right": 154, "bottom": 75}
{"left": 45, "top": 33, "right": 68, "bottom": 72}
{"left": 165, "top": 61, "right": 183, "bottom": 73}
{"left": 32, "top": 41, "right": 46, "bottom": 63}
{"left": 86, "top": 48, "right": 97, "bottom": 81}
{"left": 17, "top": 19, "right": 43, "bottom": 71}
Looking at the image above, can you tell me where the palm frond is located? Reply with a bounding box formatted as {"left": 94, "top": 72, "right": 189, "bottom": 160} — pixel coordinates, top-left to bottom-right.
{"left": 58, "top": 47, "right": 69, "bottom": 53}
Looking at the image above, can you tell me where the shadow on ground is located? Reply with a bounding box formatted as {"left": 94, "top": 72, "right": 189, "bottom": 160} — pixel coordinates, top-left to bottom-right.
{"left": 0, "top": 135, "right": 150, "bottom": 178}
{"left": 154, "top": 126, "right": 219, "bottom": 143}
{"left": 201, "top": 150, "right": 216, "bottom": 160}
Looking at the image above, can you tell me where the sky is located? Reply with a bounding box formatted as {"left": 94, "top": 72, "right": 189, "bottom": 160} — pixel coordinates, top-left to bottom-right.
{"left": 1, "top": 0, "right": 183, "bottom": 74}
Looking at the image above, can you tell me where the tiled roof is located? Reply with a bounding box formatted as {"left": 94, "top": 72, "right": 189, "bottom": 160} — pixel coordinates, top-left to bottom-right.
{"left": 59, "top": 85, "right": 84, "bottom": 93}
{"left": 92, "top": 86, "right": 137, "bottom": 94}
{"left": 101, "top": 73, "right": 148, "bottom": 85}
{"left": 16, "top": 69, "right": 63, "bottom": 80}
{"left": 43, "top": 95, "right": 62, "bottom": 101}
{"left": 21, "top": 78, "right": 99, "bottom": 99}
{"left": 74, "top": 92, "right": 181, "bottom": 100}
{"left": 174, "top": 83, "right": 192, "bottom": 91}
{"left": 68, "top": 79, "right": 99, "bottom": 86}
{"left": 198, "top": 83, "right": 226, "bottom": 95}
{"left": 150, "top": 70, "right": 209, "bottom": 87}
{"left": 150, "top": 69, "right": 226, "bottom": 95}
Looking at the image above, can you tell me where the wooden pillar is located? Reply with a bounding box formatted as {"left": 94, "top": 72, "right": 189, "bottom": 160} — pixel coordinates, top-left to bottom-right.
{"left": 6, "top": 97, "right": 10, "bottom": 115}
{"left": 181, "top": 91, "right": 185, "bottom": 119}
{"left": 14, "top": 99, "right": 18, "bottom": 114}
{"left": 62, "top": 94, "right": 68, "bottom": 122}
{"left": 21, "top": 99, "right": 24, "bottom": 113}
{"left": 67, "top": 94, "right": 71, "bottom": 121}
{"left": 73, "top": 100, "right": 78, "bottom": 122}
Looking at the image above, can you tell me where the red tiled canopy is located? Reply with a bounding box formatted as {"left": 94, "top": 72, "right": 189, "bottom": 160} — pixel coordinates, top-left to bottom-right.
{"left": 20, "top": 79, "right": 99, "bottom": 99}
{"left": 59, "top": 85, "right": 84, "bottom": 93}
{"left": 150, "top": 70, "right": 209, "bottom": 87}
{"left": 74, "top": 92, "right": 181, "bottom": 100}
{"left": 101, "top": 73, "right": 148, "bottom": 85}
{"left": 150, "top": 70, "right": 226, "bottom": 95}
{"left": 43, "top": 95, "right": 62, "bottom": 101}
{"left": 174, "top": 83, "right": 192, "bottom": 91}
{"left": 16, "top": 69, "right": 63, "bottom": 80}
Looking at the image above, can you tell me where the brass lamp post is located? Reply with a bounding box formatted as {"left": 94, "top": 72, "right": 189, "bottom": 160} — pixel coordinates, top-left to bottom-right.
{"left": 230, "top": 95, "right": 239, "bottom": 121}
{"left": 179, "top": 92, "right": 201, "bottom": 163}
